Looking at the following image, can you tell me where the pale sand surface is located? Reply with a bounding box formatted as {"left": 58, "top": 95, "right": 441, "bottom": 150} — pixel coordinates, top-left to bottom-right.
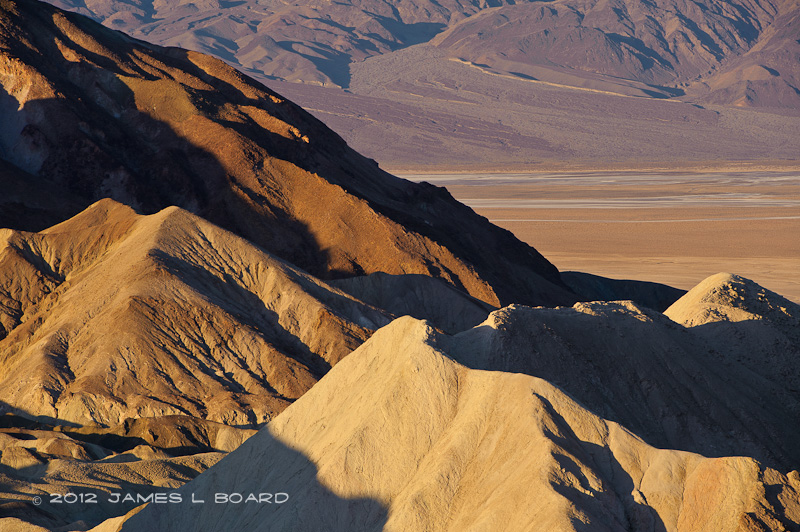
{"left": 401, "top": 171, "right": 800, "bottom": 302}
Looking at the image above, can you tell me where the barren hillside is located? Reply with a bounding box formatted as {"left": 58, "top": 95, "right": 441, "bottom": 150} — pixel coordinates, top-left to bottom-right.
{"left": 44, "top": 0, "right": 800, "bottom": 168}
{"left": 1, "top": 0, "right": 575, "bottom": 307}
{"left": 103, "top": 288, "right": 800, "bottom": 531}
{"left": 0, "top": 199, "right": 391, "bottom": 427}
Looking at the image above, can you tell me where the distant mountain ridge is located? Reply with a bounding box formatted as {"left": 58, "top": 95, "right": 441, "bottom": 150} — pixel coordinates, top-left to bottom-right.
{"left": 42, "top": 0, "right": 800, "bottom": 169}
{"left": 47, "top": 0, "right": 800, "bottom": 108}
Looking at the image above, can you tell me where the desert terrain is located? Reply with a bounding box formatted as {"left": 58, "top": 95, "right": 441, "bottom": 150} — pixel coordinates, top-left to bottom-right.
{"left": 46, "top": 0, "right": 800, "bottom": 169}
{"left": 1, "top": 0, "right": 799, "bottom": 530}
{"left": 403, "top": 170, "right": 800, "bottom": 303}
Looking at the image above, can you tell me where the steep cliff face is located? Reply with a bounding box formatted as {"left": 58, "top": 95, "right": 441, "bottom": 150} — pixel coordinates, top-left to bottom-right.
{"left": 0, "top": 0, "right": 574, "bottom": 308}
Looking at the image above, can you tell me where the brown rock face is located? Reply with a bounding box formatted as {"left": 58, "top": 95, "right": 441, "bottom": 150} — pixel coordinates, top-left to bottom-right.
{"left": 0, "top": 199, "right": 391, "bottom": 427}
{"left": 0, "top": 0, "right": 574, "bottom": 308}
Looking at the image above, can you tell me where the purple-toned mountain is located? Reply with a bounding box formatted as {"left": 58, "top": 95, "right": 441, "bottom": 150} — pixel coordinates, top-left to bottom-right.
{"left": 430, "top": 0, "right": 800, "bottom": 106}
{"left": 48, "top": 0, "right": 800, "bottom": 107}
{"left": 0, "top": 0, "right": 575, "bottom": 307}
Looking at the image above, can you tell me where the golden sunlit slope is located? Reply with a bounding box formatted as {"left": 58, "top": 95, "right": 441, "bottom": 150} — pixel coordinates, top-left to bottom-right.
{"left": 104, "top": 310, "right": 800, "bottom": 532}
{"left": 0, "top": 199, "right": 391, "bottom": 427}
{"left": 0, "top": 0, "right": 574, "bottom": 308}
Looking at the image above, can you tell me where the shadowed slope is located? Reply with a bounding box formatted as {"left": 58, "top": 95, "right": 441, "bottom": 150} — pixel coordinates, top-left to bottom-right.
{"left": 450, "top": 295, "right": 800, "bottom": 470}
{"left": 104, "top": 314, "right": 800, "bottom": 532}
{"left": 0, "top": 0, "right": 574, "bottom": 308}
{"left": 665, "top": 272, "right": 800, "bottom": 402}
{"left": 330, "top": 271, "right": 496, "bottom": 334}
{"left": 0, "top": 199, "right": 390, "bottom": 427}
{"left": 0, "top": 158, "right": 83, "bottom": 232}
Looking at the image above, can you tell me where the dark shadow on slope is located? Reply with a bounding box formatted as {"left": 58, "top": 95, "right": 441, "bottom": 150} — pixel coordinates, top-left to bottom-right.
{"left": 0, "top": 180, "right": 80, "bottom": 229}
{"left": 0, "top": 409, "right": 81, "bottom": 429}
{"left": 606, "top": 32, "right": 673, "bottom": 72}
{"left": 0, "top": 96, "right": 84, "bottom": 230}
{"left": 112, "top": 428, "right": 390, "bottom": 532}
{"left": 509, "top": 71, "right": 538, "bottom": 80}
{"left": 535, "top": 394, "right": 668, "bottom": 532}
{"left": 368, "top": 15, "right": 447, "bottom": 48}
{"left": 561, "top": 271, "right": 685, "bottom": 312}
{"left": 448, "top": 307, "right": 800, "bottom": 471}
{"left": 691, "top": 318, "right": 800, "bottom": 396}
{"left": 330, "top": 272, "right": 496, "bottom": 334}
{"left": 0, "top": 410, "right": 249, "bottom": 457}
{"left": 276, "top": 39, "right": 353, "bottom": 88}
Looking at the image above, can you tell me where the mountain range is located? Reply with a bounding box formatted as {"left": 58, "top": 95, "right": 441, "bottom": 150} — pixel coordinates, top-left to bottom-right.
{"left": 0, "top": 1, "right": 798, "bottom": 530}
{"left": 45, "top": 0, "right": 800, "bottom": 168}
{"left": 0, "top": 0, "right": 576, "bottom": 307}
{"left": 49, "top": 0, "right": 800, "bottom": 105}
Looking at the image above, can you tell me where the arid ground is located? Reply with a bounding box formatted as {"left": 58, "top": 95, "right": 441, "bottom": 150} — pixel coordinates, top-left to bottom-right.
{"left": 403, "top": 169, "right": 800, "bottom": 303}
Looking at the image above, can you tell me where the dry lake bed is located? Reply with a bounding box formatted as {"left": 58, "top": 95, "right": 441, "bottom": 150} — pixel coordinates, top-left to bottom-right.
{"left": 402, "top": 171, "right": 800, "bottom": 303}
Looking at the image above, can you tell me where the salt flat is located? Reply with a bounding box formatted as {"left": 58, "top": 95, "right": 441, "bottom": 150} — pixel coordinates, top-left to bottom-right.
{"left": 403, "top": 171, "right": 800, "bottom": 302}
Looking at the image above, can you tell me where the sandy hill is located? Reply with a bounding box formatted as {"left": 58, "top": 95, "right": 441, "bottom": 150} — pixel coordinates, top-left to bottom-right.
{"left": 101, "top": 303, "right": 800, "bottom": 531}
{"left": 665, "top": 272, "right": 800, "bottom": 404}
{"left": 0, "top": 198, "right": 392, "bottom": 427}
{"left": 0, "top": 0, "right": 575, "bottom": 308}
{"left": 449, "top": 299, "right": 800, "bottom": 470}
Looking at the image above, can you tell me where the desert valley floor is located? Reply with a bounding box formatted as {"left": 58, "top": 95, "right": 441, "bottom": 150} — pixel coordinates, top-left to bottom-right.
{"left": 402, "top": 169, "right": 800, "bottom": 303}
